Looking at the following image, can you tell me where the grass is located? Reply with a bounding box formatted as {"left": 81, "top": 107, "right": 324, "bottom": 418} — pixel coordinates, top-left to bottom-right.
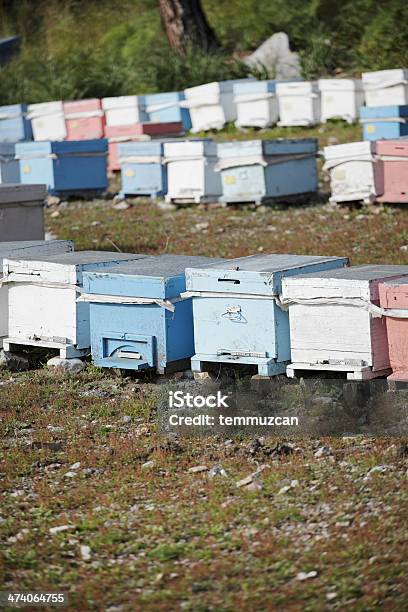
{"left": 1, "top": 121, "right": 408, "bottom": 610}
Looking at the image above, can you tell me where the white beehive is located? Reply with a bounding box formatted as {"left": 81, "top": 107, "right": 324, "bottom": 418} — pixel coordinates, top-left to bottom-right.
{"left": 318, "top": 78, "right": 364, "bottom": 123}
{"left": 3, "top": 251, "right": 146, "bottom": 358}
{"left": 0, "top": 240, "right": 74, "bottom": 346}
{"left": 282, "top": 265, "right": 408, "bottom": 380}
{"left": 323, "top": 141, "right": 381, "bottom": 204}
{"left": 0, "top": 184, "right": 47, "bottom": 241}
{"left": 276, "top": 81, "right": 321, "bottom": 126}
{"left": 362, "top": 69, "right": 408, "bottom": 107}
{"left": 101, "top": 95, "right": 147, "bottom": 127}
{"left": 27, "top": 101, "right": 67, "bottom": 141}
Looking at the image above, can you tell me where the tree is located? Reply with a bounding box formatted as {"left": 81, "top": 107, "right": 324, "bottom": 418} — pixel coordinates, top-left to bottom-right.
{"left": 158, "top": 0, "right": 220, "bottom": 55}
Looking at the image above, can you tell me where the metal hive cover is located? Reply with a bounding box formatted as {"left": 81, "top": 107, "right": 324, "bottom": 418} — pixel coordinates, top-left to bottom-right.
{"left": 97, "top": 254, "right": 225, "bottom": 279}
{"left": 200, "top": 253, "right": 344, "bottom": 274}
{"left": 291, "top": 265, "right": 408, "bottom": 282}
{"left": 5, "top": 251, "right": 142, "bottom": 265}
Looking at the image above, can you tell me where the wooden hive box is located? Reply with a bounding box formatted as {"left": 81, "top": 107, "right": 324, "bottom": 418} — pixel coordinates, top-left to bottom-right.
{"left": 360, "top": 105, "right": 408, "bottom": 141}
{"left": 101, "top": 95, "right": 147, "bottom": 127}
{"left": 323, "top": 141, "right": 382, "bottom": 204}
{"left": 27, "top": 101, "right": 67, "bottom": 142}
{"left": 118, "top": 141, "right": 167, "bottom": 199}
{"left": 64, "top": 98, "right": 105, "bottom": 141}
{"left": 233, "top": 80, "right": 279, "bottom": 128}
{"left": 375, "top": 139, "right": 408, "bottom": 203}
{"left": 0, "top": 184, "right": 47, "bottom": 241}
{"left": 276, "top": 81, "right": 321, "bottom": 127}
{"left": 181, "top": 79, "right": 255, "bottom": 133}
{"left": 318, "top": 79, "right": 364, "bottom": 123}
{"left": 163, "top": 139, "right": 221, "bottom": 204}
{"left": 144, "top": 91, "right": 192, "bottom": 131}
{"left": 282, "top": 265, "right": 408, "bottom": 380}
{"left": 379, "top": 278, "right": 408, "bottom": 380}
{"left": 0, "top": 143, "right": 20, "bottom": 184}
{"left": 3, "top": 251, "right": 146, "bottom": 358}
{"left": 362, "top": 69, "right": 408, "bottom": 107}
{"left": 105, "top": 123, "right": 183, "bottom": 172}
{"left": 0, "top": 104, "right": 32, "bottom": 142}
{"left": 0, "top": 239, "right": 73, "bottom": 346}
{"left": 82, "top": 254, "right": 224, "bottom": 373}
{"left": 186, "top": 253, "right": 348, "bottom": 377}
{"left": 15, "top": 139, "right": 108, "bottom": 197}
{"left": 216, "top": 138, "right": 317, "bottom": 205}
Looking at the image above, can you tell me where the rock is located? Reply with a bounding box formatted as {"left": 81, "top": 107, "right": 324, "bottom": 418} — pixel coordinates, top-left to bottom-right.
{"left": 244, "top": 32, "right": 302, "bottom": 79}
{"left": 50, "top": 210, "right": 60, "bottom": 218}
{"left": 296, "top": 570, "right": 318, "bottom": 581}
{"left": 194, "top": 222, "right": 209, "bottom": 231}
{"left": 64, "top": 471, "right": 77, "bottom": 478}
{"left": 0, "top": 350, "right": 29, "bottom": 372}
{"left": 327, "top": 136, "right": 338, "bottom": 145}
{"left": 46, "top": 195, "right": 61, "bottom": 206}
{"left": 400, "top": 245, "right": 408, "bottom": 252}
{"left": 80, "top": 544, "right": 92, "bottom": 561}
{"left": 245, "top": 480, "right": 263, "bottom": 491}
{"left": 208, "top": 465, "right": 228, "bottom": 479}
{"left": 113, "top": 201, "right": 130, "bottom": 211}
{"left": 236, "top": 475, "right": 254, "bottom": 488}
{"left": 326, "top": 592, "right": 337, "bottom": 601}
{"left": 188, "top": 465, "right": 208, "bottom": 474}
{"left": 368, "top": 464, "right": 392, "bottom": 474}
{"left": 193, "top": 371, "right": 215, "bottom": 382}
{"left": 45, "top": 231, "right": 58, "bottom": 241}
{"left": 49, "top": 525, "right": 74, "bottom": 535}
{"left": 122, "top": 415, "right": 132, "bottom": 424}
{"left": 314, "top": 445, "right": 332, "bottom": 458}
{"left": 141, "top": 460, "right": 155, "bottom": 470}
{"left": 157, "top": 201, "right": 177, "bottom": 211}
{"left": 70, "top": 462, "right": 81, "bottom": 470}
{"left": 47, "top": 356, "right": 85, "bottom": 373}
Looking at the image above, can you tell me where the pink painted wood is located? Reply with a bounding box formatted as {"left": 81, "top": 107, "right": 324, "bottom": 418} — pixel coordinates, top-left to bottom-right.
{"left": 379, "top": 279, "right": 408, "bottom": 380}
{"left": 104, "top": 122, "right": 183, "bottom": 171}
{"left": 63, "top": 99, "right": 105, "bottom": 141}
{"left": 376, "top": 140, "right": 408, "bottom": 204}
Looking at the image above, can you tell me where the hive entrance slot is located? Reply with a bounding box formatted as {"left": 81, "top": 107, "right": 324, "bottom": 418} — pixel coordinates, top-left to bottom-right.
{"left": 218, "top": 278, "right": 240, "bottom": 284}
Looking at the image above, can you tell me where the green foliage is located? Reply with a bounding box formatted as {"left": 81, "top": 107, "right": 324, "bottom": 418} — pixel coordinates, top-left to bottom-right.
{"left": 0, "top": 0, "right": 407, "bottom": 104}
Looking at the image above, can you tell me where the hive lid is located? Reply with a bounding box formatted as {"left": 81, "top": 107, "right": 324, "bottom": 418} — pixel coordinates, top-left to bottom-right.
{"left": 144, "top": 92, "right": 183, "bottom": 104}
{"left": 217, "top": 138, "right": 317, "bottom": 159}
{"left": 318, "top": 78, "right": 363, "bottom": 91}
{"left": 360, "top": 105, "right": 408, "bottom": 118}
{"left": 118, "top": 140, "right": 164, "bottom": 157}
{"left": 362, "top": 69, "right": 408, "bottom": 87}
{"left": 0, "top": 240, "right": 73, "bottom": 259}
{"left": 324, "top": 140, "right": 375, "bottom": 161}
{"left": 63, "top": 98, "right": 102, "bottom": 112}
{"left": 233, "top": 80, "right": 277, "bottom": 95}
{"left": 0, "top": 183, "right": 47, "bottom": 204}
{"left": 379, "top": 277, "right": 408, "bottom": 308}
{"left": 27, "top": 101, "right": 64, "bottom": 117}
{"left": 375, "top": 139, "right": 408, "bottom": 156}
{"left": 101, "top": 95, "right": 145, "bottom": 110}
{"left": 163, "top": 139, "right": 216, "bottom": 159}
{"left": 276, "top": 81, "right": 318, "bottom": 95}
{"left": 15, "top": 139, "right": 108, "bottom": 156}
{"left": 0, "top": 103, "right": 27, "bottom": 117}
{"left": 186, "top": 253, "right": 348, "bottom": 295}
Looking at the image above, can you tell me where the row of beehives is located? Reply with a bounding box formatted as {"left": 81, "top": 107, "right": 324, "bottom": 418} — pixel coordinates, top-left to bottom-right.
{"left": 1, "top": 69, "right": 408, "bottom": 144}
{"left": 1, "top": 242, "right": 408, "bottom": 382}
{"left": 0, "top": 138, "right": 319, "bottom": 204}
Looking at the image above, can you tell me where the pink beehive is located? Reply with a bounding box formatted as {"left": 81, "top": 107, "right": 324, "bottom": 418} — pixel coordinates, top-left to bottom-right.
{"left": 376, "top": 140, "right": 408, "bottom": 204}
{"left": 104, "top": 122, "right": 183, "bottom": 171}
{"left": 64, "top": 99, "right": 105, "bottom": 141}
{"left": 379, "top": 278, "right": 408, "bottom": 380}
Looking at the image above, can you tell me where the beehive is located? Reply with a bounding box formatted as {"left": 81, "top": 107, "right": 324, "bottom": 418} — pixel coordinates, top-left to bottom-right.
{"left": 0, "top": 184, "right": 46, "bottom": 241}
{"left": 283, "top": 265, "right": 408, "bottom": 380}
{"left": 101, "top": 95, "right": 147, "bottom": 127}
{"left": 15, "top": 140, "right": 108, "bottom": 196}
{"left": 376, "top": 139, "right": 408, "bottom": 204}
{"left": 379, "top": 278, "right": 408, "bottom": 380}
{"left": 181, "top": 79, "right": 255, "bottom": 132}
{"left": 233, "top": 80, "right": 279, "bottom": 128}
{"left": 186, "top": 254, "right": 348, "bottom": 377}
{"left": 144, "top": 92, "right": 192, "bottom": 131}
{"left": 362, "top": 69, "right": 408, "bottom": 107}
{"left": 360, "top": 105, "right": 408, "bottom": 141}
{"left": 0, "top": 143, "right": 20, "bottom": 184}
{"left": 276, "top": 81, "right": 321, "bottom": 126}
{"left": 0, "top": 104, "right": 32, "bottom": 142}
{"left": 64, "top": 99, "right": 105, "bottom": 140}
{"left": 216, "top": 139, "right": 317, "bottom": 204}
{"left": 164, "top": 139, "right": 221, "bottom": 204}
{"left": 318, "top": 79, "right": 364, "bottom": 123}
{"left": 27, "top": 101, "right": 67, "bottom": 141}
{"left": 82, "top": 254, "right": 224, "bottom": 373}
{"left": 3, "top": 251, "right": 146, "bottom": 358}
{"left": 323, "top": 141, "right": 381, "bottom": 204}
{"left": 118, "top": 141, "right": 167, "bottom": 199}
{"left": 0, "top": 239, "right": 73, "bottom": 346}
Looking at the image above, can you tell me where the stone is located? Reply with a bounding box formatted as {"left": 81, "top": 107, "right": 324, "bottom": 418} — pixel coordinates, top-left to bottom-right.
{"left": 208, "top": 465, "right": 228, "bottom": 479}
{"left": 49, "top": 525, "right": 74, "bottom": 535}
{"left": 236, "top": 475, "right": 254, "bottom": 488}
{"left": 314, "top": 445, "right": 332, "bottom": 458}
{"left": 113, "top": 201, "right": 130, "bottom": 211}
{"left": 141, "top": 460, "right": 155, "bottom": 470}
{"left": 122, "top": 415, "right": 132, "bottom": 424}
{"left": 46, "top": 195, "right": 61, "bottom": 206}
{"left": 157, "top": 201, "right": 177, "bottom": 211}
{"left": 64, "top": 471, "right": 77, "bottom": 478}
{"left": 244, "top": 32, "right": 302, "bottom": 79}
{"left": 296, "top": 570, "right": 318, "bottom": 581}
{"left": 80, "top": 545, "right": 92, "bottom": 561}
{"left": 188, "top": 465, "right": 208, "bottom": 473}
{"left": 70, "top": 462, "right": 81, "bottom": 470}
{"left": 47, "top": 357, "right": 85, "bottom": 373}
{"left": 193, "top": 371, "right": 215, "bottom": 382}
{"left": 245, "top": 480, "right": 263, "bottom": 491}
{"left": 0, "top": 350, "right": 29, "bottom": 372}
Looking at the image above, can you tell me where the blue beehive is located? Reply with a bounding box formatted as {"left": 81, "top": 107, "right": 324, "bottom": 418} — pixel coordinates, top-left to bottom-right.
{"left": 186, "top": 254, "right": 348, "bottom": 377}
{"left": 360, "top": 105, "right": 408, "bottom": 141}
{"left": 0, "top": 104, "right": 32, "bottom": 142}
{"left": 118, "top": 141, "right": 167, "bottom": 199}
{"left": 144, "top": 92, "right": 192, "bottom": 131}
{"left": 15, "top": 139, "right": 108, "bottom": 196}
{"left": 216, "top": 139, "right": 318, "bottom": 204}
{"left": 82, "top": 254, "right": 223, "bottom": 373}
{"left": 0, "top": 143, "right": 20, "bottom": 183}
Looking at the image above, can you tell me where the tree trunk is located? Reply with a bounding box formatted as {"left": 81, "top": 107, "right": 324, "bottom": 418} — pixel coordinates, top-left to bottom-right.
{"left": 158, "top": 0, "right": 220, "bottom": 55}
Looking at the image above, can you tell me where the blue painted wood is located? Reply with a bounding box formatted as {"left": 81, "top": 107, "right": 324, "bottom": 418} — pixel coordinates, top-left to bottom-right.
{"left": 83, "top": 254, "right": 224, "bottom": 372}
{"left": 144, "top": 91, "right": 192, "bottom": 131}
{"left": 233, "top": 80, "right": 277, "bottom": 95}
{"left": 118, "top": 141, "right": 167, "bottom": 199}
{"left": 360, "top": 105, "right": 408, "bottom": 141}
{"left": 15, "top": 139, "right": 108, "bottom": 195}
{"left": 186, "top": 254, "right": 348, "bottom": 376}
{"left": 0, "top": 143, "right": 20, "bottom": 183}
{"left": 217, "top": 139, "right": 318, "bottom": 204}
{"left": 0, "top": 104, "right": 32, "bottom": 142}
